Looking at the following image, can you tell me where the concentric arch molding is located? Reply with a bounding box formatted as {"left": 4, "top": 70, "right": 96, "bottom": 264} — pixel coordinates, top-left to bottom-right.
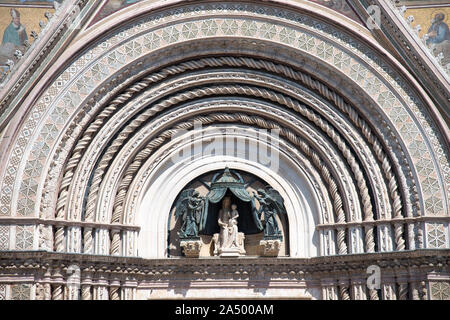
{"left": 75, "top": 68, "right": 401, "bottom": 225}
{"left": 68, "top": 72, "right": 396, "bottom": 225}
{"left": 94, "top": 100, "right": 360, "bottom": 224}
{"left": 0, "top": 0, "right": 448, "bottom": 224}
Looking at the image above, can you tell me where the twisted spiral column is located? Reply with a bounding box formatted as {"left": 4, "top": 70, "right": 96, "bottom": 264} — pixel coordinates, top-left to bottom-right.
{"left": 338, "top": 280, "right": 351, "bottom": 300}
{"left": 83, "top": 227, "right": 93, "bottom": 254}
{"left": 398, "top": 283, "right": 408, "bottom": 300}
{"left": 109, "top": 287, "right": 120, "bottom": 300}
{"left": 82, "top": 285, "right": 92, "bottom": 300}
{"left": 369, "top": 289, "right": 379, "bottom": 300}
{"left": 54, "top": 226, "right": 65, "bottom": 252}
{"left": 364, "top": 225, "right": 376, "bottom": 253}
{"left": 394, "top": 223, "right": 406, "bottom": 251}
{"left": 336, "top": 228, "right": 347, "bottom": 255}
{"left": 52, "top": 284, "right": 63, "bottom": 300}
{"left": 110, "top": 230, "right": 121, "bottom": 256}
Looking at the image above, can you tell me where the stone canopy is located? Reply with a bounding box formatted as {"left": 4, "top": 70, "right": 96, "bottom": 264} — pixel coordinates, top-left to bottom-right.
{"left": 200, "top": 168, "right": 264, "bottom": 235}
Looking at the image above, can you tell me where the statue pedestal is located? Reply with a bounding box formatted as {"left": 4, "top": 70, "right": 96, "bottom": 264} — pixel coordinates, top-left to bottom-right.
{"left": 180, "top": 239, "right": 202, "bottom": 258}
{"left": 218, "top": 248, "right": 243, "bottom": 257}
{"left": 260, "top": 239, "right": 281, "bottom": 257}
{"left": 212, "top": 232, "right": 246, "bottom": 257}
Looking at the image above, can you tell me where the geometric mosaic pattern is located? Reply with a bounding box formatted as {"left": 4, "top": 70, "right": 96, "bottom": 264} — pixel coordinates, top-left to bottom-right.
{"left": 430, "top": 282, "right": 450, "bottom": 300}
{"left": 15, "top": 226, "right": 34, "bottom": 250}
{"left": 0, "top": 3, "right": 447, "bottom": 250}
{"left": 11, "top": 284, "right": 31, "bottom": 300}
{"left": 425, "top": 196, "right": 444, "bottom": 215}
{"left": 0, "top": 284, "right": 5, "bottom": 300}
{"left": 426, "top": 223, "right": 447, "bottom": 249}
{"left": 0, "top": 225, "right": 9, "bottom": 250}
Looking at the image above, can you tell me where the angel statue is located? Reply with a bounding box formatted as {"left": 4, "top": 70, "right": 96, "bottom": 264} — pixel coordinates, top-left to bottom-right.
{"left": 253, "top": 188, "right": 286, "bottom": 240}
{"left": 174, "top": 189, "right": 205, "bottom": 239}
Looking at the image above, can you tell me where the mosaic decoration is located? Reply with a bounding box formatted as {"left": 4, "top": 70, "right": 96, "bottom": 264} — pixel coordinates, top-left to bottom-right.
{"left": 0, "top": 225, "right": 9, "bottom": 250}
{"left": 0, "top": 4, "right": 57, "bottom": 82}
{"left": 0, "top": 284, "right": 6, "bottom": 300}
{"left": 402, "top": 4, "right": 450, "bottom": 73}
{"left": 15, "top": 225, "right": 34, "bottom": 250}
{"left": 11, "top": 283, "right": 31, "bottom": 300}
{"left": 426, "top": 223, "right": 447, "bottom": 248}
{"left": 0, "top": 2, "right": 447, "bottom": 263}
{"left": 430, "top": 281, "right": 450, "bottom": 300}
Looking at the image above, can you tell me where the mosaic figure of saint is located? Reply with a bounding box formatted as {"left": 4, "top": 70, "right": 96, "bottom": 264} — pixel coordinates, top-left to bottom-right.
{"left": 2, "top": 9, "right": 28, "bottom": 47}
{"left": 426, "top": 13, "right": 450, "bottom": 45}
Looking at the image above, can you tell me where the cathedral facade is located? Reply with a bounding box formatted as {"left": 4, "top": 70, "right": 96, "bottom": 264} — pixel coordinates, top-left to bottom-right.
{"left": 0, "top": 0, "right": 448, "bottom": 300}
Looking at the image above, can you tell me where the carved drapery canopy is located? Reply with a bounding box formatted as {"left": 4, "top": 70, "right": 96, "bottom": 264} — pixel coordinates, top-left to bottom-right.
{"left": 200, "top": 168, "right": 263, "bottom": 235}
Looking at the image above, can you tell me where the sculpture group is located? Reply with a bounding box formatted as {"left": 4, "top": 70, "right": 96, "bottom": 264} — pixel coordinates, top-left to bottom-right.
{"left": 217, "top": 198, "right": 240, "bottom": 250}
{"left": 174, "top": 168, "right": 286, "bottom": 257}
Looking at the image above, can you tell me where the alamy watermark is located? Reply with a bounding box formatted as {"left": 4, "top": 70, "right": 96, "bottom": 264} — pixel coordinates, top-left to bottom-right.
{"left": 366, "top": 264, "right": 381, "bottom": 290}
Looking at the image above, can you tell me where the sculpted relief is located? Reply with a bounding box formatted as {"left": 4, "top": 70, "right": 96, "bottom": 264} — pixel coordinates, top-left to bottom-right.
{"left": 213, "top": 197, "right": 246, "bottom": 257}
{"left": 171, "top": 168, "right": 288, "bottom": 258}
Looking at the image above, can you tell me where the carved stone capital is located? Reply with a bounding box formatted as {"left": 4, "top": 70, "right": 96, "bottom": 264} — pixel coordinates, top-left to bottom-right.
{"left": 180, "top": 239, "right": 202, "bottom": 258}
{"left": 260, "top": 239, "right": 281, "bottom": 257}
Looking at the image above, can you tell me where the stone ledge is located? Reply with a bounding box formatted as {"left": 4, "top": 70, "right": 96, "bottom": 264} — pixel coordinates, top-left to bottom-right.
{"left": 0, "top": 249, "right": 448, "bottom": 271}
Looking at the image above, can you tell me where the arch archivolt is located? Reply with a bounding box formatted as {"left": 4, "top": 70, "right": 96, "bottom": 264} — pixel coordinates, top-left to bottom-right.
{"left": 74, "top": 103, "right": 359, "bottom": 256}
{"left": 51, "top": 58, "right": 410, "bottom": 235}
{"left": 65, "top": 69, "right": 394, "bottom": 224}
{"left": 97, "top": 100, "right": 358, "bottom": 223}
{"left": 128, "top": 125, "right": 333, "bottom": 224}
{"left": 131, "top": 128, "right": 327, "bottom": 258}
{"left": 90, "top": 68, "right": 393, "bottom": 221}
{"left": 42, "top": 49, "right": 414, "bottom": 232}
{"left": 0, "top": 1, "right": 448, "bottom": 255}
